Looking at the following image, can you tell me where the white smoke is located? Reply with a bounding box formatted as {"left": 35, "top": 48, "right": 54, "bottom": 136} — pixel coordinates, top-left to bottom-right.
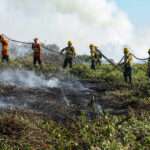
{"left": 0, "top": 69, "right": 60, "bottom": 88}
{"left": 0, "top": 69, "right": 89, "bottom": 91}
{"left": 129, "top": 28, "right": 150, "bottom": 58}
{"left": 0, "top": 69, "right": 92, "bottom": 108}
{"left": 0, "top": 0, "right": 149, "bottom": 60}
{"left": 0, "top": 0, "right": 132, "bottom": 58}
{"left": 0, "top": 101, "right": 10, "bottom": 108}
{"left": 10, "top": 43, "right": 31, "bottom": 58}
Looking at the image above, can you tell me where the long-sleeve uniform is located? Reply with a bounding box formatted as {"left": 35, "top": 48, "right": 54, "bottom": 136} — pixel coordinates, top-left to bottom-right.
{"left": 1, "top": 38, "right": 9, "bottom": 63}
{"left": 90, "top": 46, "right": 97, "bottom": 70}
{"left": 61, "top": 46, "right": 76, "bottom": 69}
{"left": 147, "top": 49, "right": 150, "bottom": 78}
{"left": 95, "top": 48, "right": 102, "bottom": 65}
{"left": 124, "top": 51, "right": 133, "bottom": 84}
{"left": 32, "top": 42, "right": 42, "bottom": 66}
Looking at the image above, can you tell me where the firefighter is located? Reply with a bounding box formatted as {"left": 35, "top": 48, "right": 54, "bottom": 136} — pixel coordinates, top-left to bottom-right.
{"left": 60, "top": 41, "right": 76, "bottom": 69}
{"left": 95, "top": 46, "right": 102, "bottom": 65}
{"left": 89, "top": 44, "right": 97, "bottom": 70}
{"left": 147, "top": 49, "right": 150, "bottom": 78}
{"left": 123, "top": 48, "right": 133, "bottom": 84}
{"left": 0, "top": 34, "right": 9, "bottom": 63}
{"left": 32, "top": 38, "right": 42, "bottom": 67}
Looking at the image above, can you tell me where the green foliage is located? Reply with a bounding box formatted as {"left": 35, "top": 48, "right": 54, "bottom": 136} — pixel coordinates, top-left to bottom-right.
{"left": 0, "top": 111, "right": 149, "bottom": 150}
{"left": 71, "top": 63, "right": 146, "bottom": 79}
{"left": 0, "top": 57, "right": 150, "bottom": 149}
{"left": 70, "top": 64, "right": 122, "bottom": 83}
{"left": 0, "top": 58, "right": 58, "bottom": 76}
{"left": 0, "top": 112, "right": 150, "bottom": 150}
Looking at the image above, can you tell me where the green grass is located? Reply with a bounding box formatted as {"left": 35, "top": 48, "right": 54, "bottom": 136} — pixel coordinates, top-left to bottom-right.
{"left": 70, "top": 63, "right": 148, "bottom": 82}
{"left": 0, "top": 59, "right": 150, "bottom": 149}
{"left": 0, "top": 58, "right": 58, "bottom": 76}
{"left": 0, "top": 111, "right": 149, "bottom": 150}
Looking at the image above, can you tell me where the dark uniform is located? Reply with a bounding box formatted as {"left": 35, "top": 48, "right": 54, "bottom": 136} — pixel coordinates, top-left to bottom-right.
{"left": 123, "top": 48, "right": 133, "bottom": 84}
{"left": 147, "top": 49, "right": 150, "bottom": 78}
{"left": 90, "top": 44, "right": 97, "bottom": 70}
{"left": 61, "top": 41, "right": 76, "bottom": 69}
{"left": 95, "top": 47, "right": 102, "bottom": 65}
{"left": 0, "top": 35, "right": 9, "bottom": 63}
{"left": 32, "top": 39, "right": 42, "bottom": 66}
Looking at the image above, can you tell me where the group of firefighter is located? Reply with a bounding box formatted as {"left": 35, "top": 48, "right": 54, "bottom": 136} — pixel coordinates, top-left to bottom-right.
{"left": 0, "top": 34, "right": 150, "bottom": 85}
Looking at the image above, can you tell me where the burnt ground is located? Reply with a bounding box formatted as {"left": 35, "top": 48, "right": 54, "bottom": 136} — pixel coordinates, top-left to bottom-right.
{"left": 82, "top": 80, "right": 150, "bottom": 113}
{"left": 0, "top": 79, "right": 149, "bottom": 121}
{"left": 0, "top": 80, "right": 91, "bottom": 120}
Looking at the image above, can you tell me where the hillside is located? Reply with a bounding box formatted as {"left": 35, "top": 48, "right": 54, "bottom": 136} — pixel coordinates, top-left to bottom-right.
{"left": 0, "top": 56, "right": 150, "bottom": 149}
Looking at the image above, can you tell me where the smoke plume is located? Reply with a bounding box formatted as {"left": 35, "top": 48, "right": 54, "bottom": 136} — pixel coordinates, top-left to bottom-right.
{"left": 0, "top": 0, "right": 149, "bottom": 60}
{"left": 0, "top": 69, "right": 60, "bottom": 88}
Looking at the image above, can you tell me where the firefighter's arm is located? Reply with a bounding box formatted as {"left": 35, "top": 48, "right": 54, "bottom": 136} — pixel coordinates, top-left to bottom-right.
{"left": 39, "top": 44, "right": 41, "bottom": 52}
{"left": 32, "top": 43, "right": 34, "bottom": 49}
{"left": 91, "top": 50, "right": 95, "bottom": 57}
{"left": 92, "top": 53, "right": 94, "bottom": 57}
{"left": 3, "top": 39, "right": 8, "bottom": 45}
{"left": 60, "top": 47, "right": 66, "bottom": 55}
{"left": 127, "top": 54, "right": 133, "bottom": 64}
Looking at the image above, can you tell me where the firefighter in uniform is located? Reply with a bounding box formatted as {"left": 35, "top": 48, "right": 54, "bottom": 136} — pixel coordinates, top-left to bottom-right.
{"left": 147, "top": 49, "right": 150, "bottom": 78}
{"left": 32, "top": 38, "right": 42, "bottom": 67}
{"left": 0, "top": 34, "right": 9, "bottom": 63}
{"left": 89, "top": 44, "right": 97, "bottom": 70}
{"left": 60, "top": 41, "right": 76, "bottom": 69}
{"left": 95, "top": 46, "right": 102, "bottom": 65}
{"left": 123, "top": 48, "right": 133, "bottom": 84}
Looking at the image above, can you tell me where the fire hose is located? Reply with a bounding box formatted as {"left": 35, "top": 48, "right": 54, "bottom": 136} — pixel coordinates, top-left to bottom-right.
{"left": 98, "top": 49, "right": 149, "bottom": 73}
{"left": 3, "top": 34, "right": 32, "bottom": 45}
{"left": 117, "top": 56, "right": 124, "bottom": 65}
{"left": 2, "top": 34, "right": 150, "bottom": 64}
{"left": 2, "top": 34, "right": 59, "bottom": 55}
{"left": 131, "top": 54, "right": 149, "bottom": 61}
{"left": 97, "top": 49, "right": 123, "bottom": 72}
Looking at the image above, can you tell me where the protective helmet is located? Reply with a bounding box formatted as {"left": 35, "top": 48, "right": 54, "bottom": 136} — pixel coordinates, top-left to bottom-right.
{"left": 124, "top": 48, "right": 129, "bottom": 54}
{"left": 89, "top": 44, "right": 94, "bottom": 48}
{"left": 68, "top": 41, "right": 72, "bottom": 46}
{"left": 34, "top": 38, "right": 38, "bottom": 41}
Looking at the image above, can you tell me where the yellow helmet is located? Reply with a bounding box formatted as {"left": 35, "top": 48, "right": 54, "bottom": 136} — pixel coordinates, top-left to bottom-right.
{"left": 68, "top": 41, "right": 72, "bottom": 46}
{"left": 89, "top": 44, "right": 94, "bottom": 48}
{"left": 124, "top": 48, "right": 129, "bottom": 54}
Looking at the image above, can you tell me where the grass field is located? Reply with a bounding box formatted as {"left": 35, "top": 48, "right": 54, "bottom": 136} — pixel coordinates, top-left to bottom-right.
{"left": 0, "top": 61, "right": 150, "bottom": 150}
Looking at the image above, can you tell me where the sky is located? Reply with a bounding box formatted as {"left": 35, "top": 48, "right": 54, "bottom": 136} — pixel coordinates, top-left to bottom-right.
{"left": 0, "top": 0, "right": 150, "bottom": 60}
{"left": 117, "top": 0, "right": 150, "bottom": 26}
